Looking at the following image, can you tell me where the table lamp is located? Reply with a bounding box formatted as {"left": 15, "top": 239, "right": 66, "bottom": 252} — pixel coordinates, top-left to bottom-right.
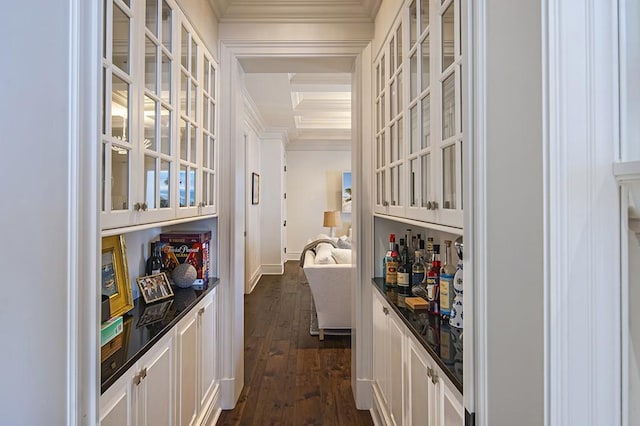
{"left": 323, "top": 211, "right": 341, "bottom": 238}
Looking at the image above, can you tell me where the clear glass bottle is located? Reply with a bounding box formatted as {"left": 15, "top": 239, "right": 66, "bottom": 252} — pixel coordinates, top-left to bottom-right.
{"left": 397, "top": 238, "right": 412, "bottom": 294}
{"left": 439, "top": 240, "right": 456, "bottom": 318}
{"left": 426, "top": 244, "right": 440, "bottom": 314}
{"left": 384, "top": 234, "right": 399, "bottom": 286}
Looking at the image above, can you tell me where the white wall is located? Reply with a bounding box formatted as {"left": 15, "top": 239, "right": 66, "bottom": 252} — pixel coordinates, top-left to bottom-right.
{"left": 244, "top": 126, "right": 261, "bottom": 292}
{"left": 177, "top": 0, "right": 219, "bottom": 59}
{"left": 286, "top": 150, "right": 351, "bottom": 259}
{"left": 260, "top": 139, "right": 285, "bottom": 273}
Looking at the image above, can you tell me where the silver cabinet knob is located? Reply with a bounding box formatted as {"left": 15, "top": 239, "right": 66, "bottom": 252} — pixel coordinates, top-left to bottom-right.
{"left": 426, "top": 201, "right": 433, "bottom": 210}
{"left": 383, "top": 307, "right": 389, "bottom": 315}
{"left": 141, "top": 202, "right": 148, "bottom": 211}
{"left": 426, "top": 367, "right": 433, "bottom": 378}
{"left": 431, "top": 372, "right": 438, "bottom": 384}
{"left": 134, "top": 202, "right": 141, "bottom": 211}
{"left": 382, "top": 201, "right": 389, "bottom": 207}
{"left": 432, "top": 201, "right": 438, "bottom": 210}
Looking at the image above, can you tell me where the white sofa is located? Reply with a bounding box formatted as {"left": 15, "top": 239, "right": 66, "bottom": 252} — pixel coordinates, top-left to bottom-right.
{"left": 302, "top": 241, "right": 353, "bottom": 340}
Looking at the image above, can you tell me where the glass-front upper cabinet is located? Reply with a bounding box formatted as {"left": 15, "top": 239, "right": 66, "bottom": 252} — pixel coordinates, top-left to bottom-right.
{"left": 101, "top": 0, "right": 219, "bottom": 230}
{"left": 373, "top": 0, "right": 463, "bottom": 229}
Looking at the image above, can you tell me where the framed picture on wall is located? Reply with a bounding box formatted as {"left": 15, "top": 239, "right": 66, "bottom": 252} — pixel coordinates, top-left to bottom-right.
{"left": 342, "top": 171, "right": 352, "bottom": 213}
{"left": 252, "top": 172, "right": 260, "bottom": 205}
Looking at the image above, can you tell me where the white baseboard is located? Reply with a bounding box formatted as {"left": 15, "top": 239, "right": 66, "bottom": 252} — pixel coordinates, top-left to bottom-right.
{"left": 218, "top": 378, "right": 239, "bottom": 410}
{"left": 261, "top": 264, "right": 284, "bottom": 275}
{"left": 197, "top": 384, "right": 221, "bottom": 426}
{"left": 354, "top": 378, "right": 373, "bottom": 410}
{"left": 246, "top": 268, "right": 261, "bottom": 294}
{"left": 287, "top": 251, "right": 301, "bottom": 261}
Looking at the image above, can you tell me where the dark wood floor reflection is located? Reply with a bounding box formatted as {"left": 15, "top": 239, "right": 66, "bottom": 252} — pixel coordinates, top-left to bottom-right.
{"left": 217, "top": 261, "right": 373, "bottom": 426}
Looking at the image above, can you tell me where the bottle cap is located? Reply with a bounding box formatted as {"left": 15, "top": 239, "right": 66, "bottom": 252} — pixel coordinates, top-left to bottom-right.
{"left": 390, "top": 233, "right": 396, "bottom": 242}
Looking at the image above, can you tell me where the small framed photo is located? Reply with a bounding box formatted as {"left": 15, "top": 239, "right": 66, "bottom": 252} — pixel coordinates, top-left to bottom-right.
{"left": 102, "top": 235, "right": 134, "bottom": 317}
{"left": 251, "top": 172, "right": 260, "bottom": 205}
{"left": 136, "top": 299, "right": 173, "bottom": 327}
{"left": 136, "top": 272, "right": 174, "bottom": 304}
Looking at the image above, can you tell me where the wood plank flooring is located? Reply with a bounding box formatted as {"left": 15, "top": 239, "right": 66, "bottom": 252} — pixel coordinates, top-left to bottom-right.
{"left": 217, "top": 261, "right": 373, "bottom": 426}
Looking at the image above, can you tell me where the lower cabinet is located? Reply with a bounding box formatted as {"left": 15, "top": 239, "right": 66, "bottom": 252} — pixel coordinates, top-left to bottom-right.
{"left": 372, "top": 290, "right": 464, "bottom": 426}
{"left": 177, "top": 290, "right": 218, "bottom": 425}
{"left": 100, "top": 288, "right": 218, "bottom": 426}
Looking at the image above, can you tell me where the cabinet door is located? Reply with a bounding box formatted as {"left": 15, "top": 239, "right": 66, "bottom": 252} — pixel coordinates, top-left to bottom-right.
{"left": 139, "top": 334, "right": 175, "bottom": 426}
{"left": 407, "top": 336, "right": 437, "bottom": 426}
{"left": 177, "top": 313, "right": 199, "bottom": 426}
{"left": 199, "top": 291, "right": 217, "bottom": 409}
{"left": 388, "top": 312, "right": 405, "bottom": 425}
{"left": 440, "top": 377, "right": 464, "bottom": 426}
{"left": 100, "top": 368, "right": 136, "bottom": 426}
{"left": 372, "top": 292, "right": 389, "bottom": 404}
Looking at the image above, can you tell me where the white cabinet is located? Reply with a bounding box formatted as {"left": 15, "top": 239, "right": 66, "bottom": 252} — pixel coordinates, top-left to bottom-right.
{"left": 374, "top": 0, "right": 464, "bottom": 229}
{"left": 101, "top": 0, "right": 218, "bottom": 231}
{"left": 177, "top": 288, "right": 217, "bottom": 425}
{"left": 372, "top": 290, "right": 463, "bottom": 426}
{"left": 100, "top": 331, "right": 175, "bottom": 426}
{"left": 100, "top": 289, "right": 218, "bottom": 426}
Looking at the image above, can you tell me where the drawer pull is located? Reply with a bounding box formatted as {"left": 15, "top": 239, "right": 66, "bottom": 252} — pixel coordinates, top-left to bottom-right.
{"left": 382, "top": 307, "right": 389, "bottom": 315}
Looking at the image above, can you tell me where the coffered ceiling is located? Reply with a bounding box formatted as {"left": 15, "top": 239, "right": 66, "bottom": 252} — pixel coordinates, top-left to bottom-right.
{"left": 209, "top": 0, "right": 381, "bottom": 23}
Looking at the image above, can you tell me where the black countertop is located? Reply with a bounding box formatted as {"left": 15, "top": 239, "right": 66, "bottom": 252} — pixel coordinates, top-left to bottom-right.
{"left": 101, "top": 279, "right": 220, "bottom": 394}
{"left": 372, "top": 278, "right": 463, "bottom": 393}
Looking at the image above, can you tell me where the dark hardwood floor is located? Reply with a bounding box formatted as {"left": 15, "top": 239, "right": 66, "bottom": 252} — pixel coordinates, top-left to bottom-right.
{"left": 217, "top": 261, "right": 373, "bottom": 426}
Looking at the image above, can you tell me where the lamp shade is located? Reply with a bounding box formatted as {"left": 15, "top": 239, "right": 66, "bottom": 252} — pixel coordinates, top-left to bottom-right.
{"left": 323, "top": 211, "right": 341, "bottom": 228}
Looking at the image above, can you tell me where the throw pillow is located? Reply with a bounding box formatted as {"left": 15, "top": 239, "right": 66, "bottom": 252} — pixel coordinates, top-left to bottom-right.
{"left": 314, "top": 243, "right": 337, "bottom": 264}
{"left": 331, "top": 248, "right": 352, "bottom": 264}
{"left": 336, "top": 235, "right": 352, "bottom": 249}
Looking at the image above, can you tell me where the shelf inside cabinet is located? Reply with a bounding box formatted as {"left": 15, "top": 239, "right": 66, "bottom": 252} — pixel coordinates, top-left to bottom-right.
{"left": 374, "top": 213, "right": 463, "bottom": 236}
{"left": 102, "top": 214, "right": 217, "bottom": 237}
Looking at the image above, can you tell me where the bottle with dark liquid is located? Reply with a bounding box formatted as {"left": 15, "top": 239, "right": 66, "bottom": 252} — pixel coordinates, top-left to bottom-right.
{"left": 384, "top": 234, "right": 400, "bottom": 286}
{"left": 426, "top": 244, "right": 440, "bottom": 315}
{"left": 146, "top": 242, "right": 162, "bottom": 275}
{"left": 397, "top": 238, "right": 412, "bottom": 295}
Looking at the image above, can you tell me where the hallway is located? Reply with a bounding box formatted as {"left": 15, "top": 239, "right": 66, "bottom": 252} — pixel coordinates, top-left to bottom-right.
{"left": 217, "top": 261, "right": 372, "bottom": 425}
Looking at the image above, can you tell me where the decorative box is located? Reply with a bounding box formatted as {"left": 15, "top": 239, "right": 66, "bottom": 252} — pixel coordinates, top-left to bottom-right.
{"left": 159, "top": 231, "right": 211, "bottom": 286}
{"left": 100, "top": 316, "right": 123, "bottom": 347}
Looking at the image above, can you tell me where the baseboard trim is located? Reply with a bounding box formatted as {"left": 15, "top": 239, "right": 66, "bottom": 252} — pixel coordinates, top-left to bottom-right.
{"left": 261, "top": 264, "right": 284, "bottom": 275}
{"left": 287, "top": 251, "right": 301, "bottom": 261}
{"left": 355, "top": 378, "right": 373, "bottom": 410}
{"left": 246, "top": 268, "right": 261, "bottom": 294}
{"left": 219, "top": 378, "right": 239, "bottom": 410}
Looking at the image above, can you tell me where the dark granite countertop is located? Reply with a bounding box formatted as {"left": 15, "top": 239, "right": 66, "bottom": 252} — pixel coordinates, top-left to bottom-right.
{"left": 372, "top": 278, "right": 463, "bottom": 393}
{"left": 101, "top": 279, "right": 220, "bottom": 394}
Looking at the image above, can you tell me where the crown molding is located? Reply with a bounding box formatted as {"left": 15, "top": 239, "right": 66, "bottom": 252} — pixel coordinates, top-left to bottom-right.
{"left": 286, "top": 139, "right": 351, "bottom": 151}
{"left": 242, "top": 88, "right": 266, "bottom": 135}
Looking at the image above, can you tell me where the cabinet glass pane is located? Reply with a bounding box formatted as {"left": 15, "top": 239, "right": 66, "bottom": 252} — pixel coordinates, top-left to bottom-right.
{"left": 211, "top": 102, "right": 216, "bottom": 132}
{"left": 389, "top": 39, "right": 395, "bottom": 74}
{"left": 410, "top": 1, "right": 417, "bottom": 46}
{"left": 442, "top": 73, "right": 455, "bottom": 139}
{"left": 381, "top": 169, "right": 386, "bottom": 205}
{"left": 121, "top": 0, "right": 130, "bottom": 7}
{"left": 144, "top": 155, "right": 157, "bottom": 209}
{"left": 421, "top": 153, "right": 430, "bottom": 207}
{"left": 422, "top": 95, "right": 431, "bottom": 148}
{"left": 397, "top": 72, "right": 403, "bottom": 115}
{"left": 203, "top": 135, "right": 210, "bottom": 168}
{"left": 376, "top": 64, "right": 380, "bottom": 97}
{"left": 376, "top": 136, "right": 381, "bottom": 168}
{"left": 161, "top": 0, "right": 172, "bottom": 50}
{"left": 146, "top": 0, "right": 158, "bottom": 36}
{"left": 181, "top": 26, "right": 188, "bottom": 69}
{"left": 391, "top": 167, "right": 396, "bottom": 205}
{"left": 410, "top": 52, "right": 418, "bottom": 100}
{"left": 203, "top": 58, "right": 210, "bottom": 92}
{"left": 145, "top": 37, "right": 157, "bottom": 93}
{"left": 143, "top": 96, "right": 157, "bottom": 151}
{"left": 203, "top": 100, "right": 209, "bottom": 132}
{"left": 381, "top": 55, "right": 385, "bottom": 93}
{"left": 381, "top": 94, "right": 386, "bottom": 126}
{"left": 180, "top": 119, "right": 187, "bottom": 160}
{"left": 376, "top": 100, "right": 381, "bottom": 132}
{"left": 191, "top": 39, "right": 197, "bottom": 75}
{"left": 180, "top": 72, "right": 188, "bottom": 115}
{"left": 179, "top": 165, "right": 187, "bottom": 207}
{"left": 161, "top": 53, "right": 171, "bottom": 102}
{"left": 421, "top": 36, "right": 430, "bottom": 91}
{"left": 111, "top": 75, "right": 129, "bottom": 141}
{"left": 210, "top": 136, "right": 215, "bottom": 168}
{"left": 410, "top": 158, "right": 418, "bottom": 206}
{"left": 398, "top": 116, "right": 404, "bottom": 160}
{"left": 102, "top": 0, "right": 107, "bottom": 59}
{"left": 209, "top": 174, "right": 214, "bottom": 205}
{"left": 160, "top": 160, "right": 170, "bottom": 207}
{"left": 390, "top": 79, "right": 397, "bottom": 118}
{"left": 396, "top": 25, "right": 403, "bottom": 67}
{"left": 112, "top": 4, "right": 130, "bottom": 74}
{"left": 160, "top": 105, "right": 171, "bottom": 155}
{"left": 442, "top": 3, "right": 455, "bottom": 71}
{"left": 190, "top": 80, "right": 197, "bottom": 120}
{"left": 442, "top": 144, "right": 457, "bottom": 209}
{"left": 111, "top": 148, "right": 129, "bottom": 210}
{"left": 421, "top": 0, "right": 429, "bottom": 32}
{"left": 102, "top": 68, "right": 106, "bottom": 134}
{"left": 381, "top": 133, "right": 386, "bottom": 166}
{"left": 390, "top": 122, "right": 397, "bottom": 163}
{"left": 190, "top": 124, "right": 197, "bottom": 163}
{"left": 410, "top": 106, "right": 419, "bottom": 153}
{"left": 202, "top": 171, "right": 208, "bottom": 205}
{"left": 189, "top": 168, "right": 196, "bottom": 207}
{"left": 376, "top": 172, "right": 382, "bottom": 205}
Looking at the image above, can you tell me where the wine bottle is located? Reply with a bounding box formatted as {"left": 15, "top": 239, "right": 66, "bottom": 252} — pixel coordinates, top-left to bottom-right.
{"left": 411, "top": 249, "right": 425, "bottom": 296}
{"left": 146, "top": 242, "right": 162, "bottom": 275}
{"left": 397, "top": 238, "right": 411, "bottom": 295}
{"left": 439, "top": 240, "right": 456, "bottom": 319}
{"left": 426, "top": 244, "right": 440, "bottom": 315}
{"left": 384, "top": 234, "right": 399, "bottom": 286}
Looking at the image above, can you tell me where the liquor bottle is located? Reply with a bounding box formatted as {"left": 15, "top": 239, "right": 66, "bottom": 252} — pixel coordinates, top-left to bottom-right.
{"left": 384, "top": 234, "right": 400, "bottom": 286}
{"left": 146, "top": 242, "right": 162, "bottom": 275}
{"left": 411, "top": 249, "right": 426, "bottom": 297}
{"left": 397, "top": 238, "right": 411, "bottom": 295}
{"left": 439, "top": 240, "right": 456, "bottom": 319}
{"left": 405, "top": 229, "right": 413, "bottom": 263}
{"left": 450, "top": 239, "right": 464, "bottom": 329}
{"left": 426, "top": 244, "right": 440, "bottom": 315}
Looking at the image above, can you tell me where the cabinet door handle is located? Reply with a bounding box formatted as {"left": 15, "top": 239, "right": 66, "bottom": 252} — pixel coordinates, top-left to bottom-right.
{"left": 198, "top": 307, "right": 205, "bottom": 316}
{"left": 431, "top": 373, "right": 439, "bottom": 384}
{"left": 426, "top": 201, "right": 433, "bottom": 210}
{"left": 382, "top": 307, "right": 389, "bottom": 315}
{"left": 432, "top": 201, "right": 438, "bottom": 210}
{"left": 426, "top": 367, "right": 433, "bottom": 378}
{"left": 382, "top": 201, "right": 389, "bottom": 207}
{"left": 134, "top": 202, "right": 142, "bottom": 211}
{"left": 133, "top": 373, "right": 142, "bottom": 386}
{"left": 140, "top": 367, "right": 147, "bottom": 380}
{"left": 141, "top": 202, "right": 148, "bottom": 211}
